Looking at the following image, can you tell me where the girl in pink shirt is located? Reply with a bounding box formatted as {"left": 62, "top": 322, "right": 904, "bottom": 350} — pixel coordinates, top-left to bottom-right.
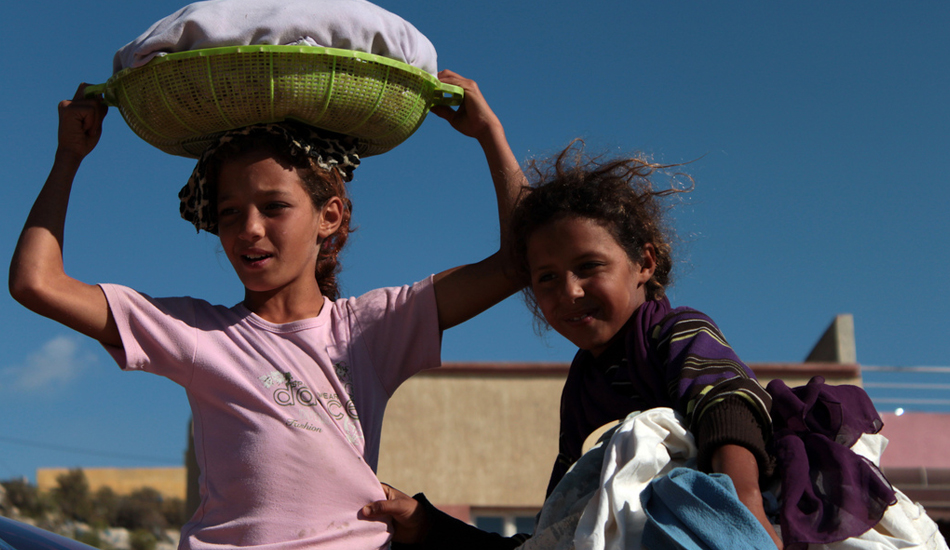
{"left": 10, "top": 71, "right": 524, "bottom": 550}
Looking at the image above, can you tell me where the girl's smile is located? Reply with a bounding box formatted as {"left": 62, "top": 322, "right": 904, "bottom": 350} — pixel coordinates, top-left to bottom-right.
{"left": 526, "top": 216, "right": 655, "bottom": 357}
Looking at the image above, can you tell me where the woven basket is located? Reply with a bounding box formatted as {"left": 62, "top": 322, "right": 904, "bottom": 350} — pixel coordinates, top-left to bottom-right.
{"left": 86, "top": 45, "right": 463, "bottom": 158}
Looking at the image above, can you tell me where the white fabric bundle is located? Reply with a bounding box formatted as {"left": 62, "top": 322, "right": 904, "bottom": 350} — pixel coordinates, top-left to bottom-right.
{"left": 524, "top": 409, "right": 949, "bottom": 550}
{"left": 573, "top": 408, "right": 698, "bottom": 550}
{"left": 113, "top": 0, "right": 438, "bottom": 75}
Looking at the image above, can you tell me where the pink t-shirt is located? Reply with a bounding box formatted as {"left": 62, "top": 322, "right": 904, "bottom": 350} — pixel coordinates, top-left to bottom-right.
{"left": 100, "top": 278, "right": 440, "bottom": 550}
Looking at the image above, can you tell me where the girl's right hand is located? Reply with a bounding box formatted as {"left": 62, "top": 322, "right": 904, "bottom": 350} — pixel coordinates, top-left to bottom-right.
{"left": 56, "top": 84, "right": 108, "bottom": 163}
{"left": 362, "top": 484, "right": 431, "bottom": 544}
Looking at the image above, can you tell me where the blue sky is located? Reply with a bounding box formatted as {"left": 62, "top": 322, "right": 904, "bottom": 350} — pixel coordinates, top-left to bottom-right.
{"left": 1, "top": 2, "right": 948, "bottom": 481}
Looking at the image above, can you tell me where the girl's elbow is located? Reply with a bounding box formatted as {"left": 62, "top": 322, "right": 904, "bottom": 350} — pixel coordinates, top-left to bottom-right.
{"left": 9, "top": 265, "right": 58, "bottom": 313}
{"left": 8, "top": 262, "right": 33, "bottom": 304}
{"left": 10, "top": 276, "right": 45, "bottom": 312}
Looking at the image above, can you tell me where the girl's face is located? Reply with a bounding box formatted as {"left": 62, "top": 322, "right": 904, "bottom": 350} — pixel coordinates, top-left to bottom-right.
{"left": 526, "top": 216, "right": 655, "bottom": 357}
{"left": 215, "top": 149, "right": 341, "bottom": 302}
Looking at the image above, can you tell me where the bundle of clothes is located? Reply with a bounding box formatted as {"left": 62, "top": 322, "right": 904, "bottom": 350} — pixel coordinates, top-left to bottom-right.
{"left": 524, "top": 377, "right": 947, "bottom": 550}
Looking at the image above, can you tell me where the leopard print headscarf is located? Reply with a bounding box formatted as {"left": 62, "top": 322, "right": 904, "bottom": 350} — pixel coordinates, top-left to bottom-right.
{"left": 179, "top": 122, "right": 361, "bottom": 234}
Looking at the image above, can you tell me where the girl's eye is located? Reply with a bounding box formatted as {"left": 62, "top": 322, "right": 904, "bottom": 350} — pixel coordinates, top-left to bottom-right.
{"left": 217, "top": 206, "right": 238, "bottom": 217}
{"left": 535, "top": 273, "right": 556, "bottom": 284}
{"left": 579, "top": 261, "right": 604, "bottom": 271}
{"left": 264, "top": 202, "right": 289, "bottom": 213}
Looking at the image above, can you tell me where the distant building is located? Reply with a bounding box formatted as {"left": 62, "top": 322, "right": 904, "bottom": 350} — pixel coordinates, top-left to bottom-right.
{"left": 878, "top": 412, "right": 950, "bottom": 521}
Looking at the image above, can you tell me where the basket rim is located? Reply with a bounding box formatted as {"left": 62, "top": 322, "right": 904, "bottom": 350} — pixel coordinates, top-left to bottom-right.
{"left": 108, "top": 45, "right": 441, "bottom": 86}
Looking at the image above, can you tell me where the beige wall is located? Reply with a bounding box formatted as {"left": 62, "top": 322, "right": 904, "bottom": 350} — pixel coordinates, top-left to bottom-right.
{"left": 377, "top": 364, "right": 566, "bottom": 508}
{"left": 37, "top": 467, "right": 186, "bottom": 500}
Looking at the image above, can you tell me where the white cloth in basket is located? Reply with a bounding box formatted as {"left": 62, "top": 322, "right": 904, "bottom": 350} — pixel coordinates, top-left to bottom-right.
{"left": 113, "top": 0, "right": 438, "bottom": 75}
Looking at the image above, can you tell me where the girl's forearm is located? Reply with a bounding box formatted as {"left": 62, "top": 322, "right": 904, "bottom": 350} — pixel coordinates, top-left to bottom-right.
{"left": 711, "top": 444, "right": 783, "bottom": 549}
{"left": 10, "top": 154, "right": 81, "bottom": 305}
{"left": 430, "top": 73, "right": 526, "bottom": 330}
{"left": 430, "top": 70, "right": 526, "bottom": 260}
{"left": 476, "top": 121, "right": 526, "bottom": 254}
{"left": 10, "top": 150, "right": 120, "bottom": 346}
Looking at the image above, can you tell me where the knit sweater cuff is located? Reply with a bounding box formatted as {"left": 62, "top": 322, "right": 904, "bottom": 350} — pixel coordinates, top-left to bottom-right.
{"left": 694, "top": 396, "right": 771, "bottom": 478}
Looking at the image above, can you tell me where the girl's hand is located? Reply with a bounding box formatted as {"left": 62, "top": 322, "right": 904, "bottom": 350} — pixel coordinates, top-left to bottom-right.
{"left": 363, "top": 484, "right": 431, "bottom": 544}
{"left": 56, "top": 84, "right": 108, "bottom": 164}
{"left": 431, "top": 70, "right": 501, "bottom": 144}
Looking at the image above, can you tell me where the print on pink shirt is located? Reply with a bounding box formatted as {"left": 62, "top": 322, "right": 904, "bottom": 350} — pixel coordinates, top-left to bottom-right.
{"left": 259, "top": 371, "right": 320, "bottom": 407}
{"left": 257, "top": 367, "right": 365, "bottom": 447}
{"left": 329, "top": 361, "right": 359, "bottom": 421}
{"left": 259, "top": 370, "right": 334, "bottom": 435}
{"left": 331, "top": 361, "right": 364, "bottom": 446}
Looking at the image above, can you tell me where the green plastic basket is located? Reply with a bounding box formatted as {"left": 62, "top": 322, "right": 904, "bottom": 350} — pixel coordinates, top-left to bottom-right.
{"left": 85, "top": 45, "right": 463, "bottom": 158}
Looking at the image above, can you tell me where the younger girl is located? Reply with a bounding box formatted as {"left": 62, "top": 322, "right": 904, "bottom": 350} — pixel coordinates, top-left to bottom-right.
{"left": 367, "top": 142, "right": 782, "bottom": 548}
{"left": 9, "top": 71, "right": 524, "bottom": 550}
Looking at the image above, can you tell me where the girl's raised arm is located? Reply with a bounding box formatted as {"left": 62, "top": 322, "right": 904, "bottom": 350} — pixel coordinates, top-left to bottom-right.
{"left": 429, "top": 72, "right": 526, "bottom": 332}
{"left": 9, "top": 84, "right": 121, "bottom": 347}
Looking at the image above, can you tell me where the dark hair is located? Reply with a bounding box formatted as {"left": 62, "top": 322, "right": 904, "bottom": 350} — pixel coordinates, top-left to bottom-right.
{"left": 204, "top": 137, "right": 354, "bottom": 301}
{"left": 510, "top": 141, "right": 691, "bottom": 326}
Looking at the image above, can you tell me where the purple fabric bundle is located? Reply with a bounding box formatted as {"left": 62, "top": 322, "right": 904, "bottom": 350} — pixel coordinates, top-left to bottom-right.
{"left": 767, "top": 376, "right": 897, "bottom": 549}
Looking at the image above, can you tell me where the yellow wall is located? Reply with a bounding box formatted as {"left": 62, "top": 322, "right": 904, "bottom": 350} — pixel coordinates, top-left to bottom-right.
{"left": 37, "top": 467, "right": 186, "bottom": 500}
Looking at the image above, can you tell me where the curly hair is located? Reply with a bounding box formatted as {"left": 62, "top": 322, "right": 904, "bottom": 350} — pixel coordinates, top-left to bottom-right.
{"left": 510, "top": 140, "right": 691, "bottom": 328}
{"left": 204, "top": 137, "right": 354, "bottom": 301}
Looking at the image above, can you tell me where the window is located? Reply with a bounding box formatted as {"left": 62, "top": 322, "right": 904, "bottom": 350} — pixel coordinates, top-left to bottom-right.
{"left": 472, "top": 509, "right": 539, "bottom": 537}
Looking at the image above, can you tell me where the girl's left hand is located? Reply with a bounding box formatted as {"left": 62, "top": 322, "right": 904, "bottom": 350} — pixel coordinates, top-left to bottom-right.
{"left": 363, "top": 483, "right": 431, "bottom": 544}
{"left": 431, "top": 70, "right": 502, "bottom": 143}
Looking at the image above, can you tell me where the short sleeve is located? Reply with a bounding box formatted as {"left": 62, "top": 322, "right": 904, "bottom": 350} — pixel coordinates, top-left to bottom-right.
{"left": 99, "top": 283, "right": 199, "bottom": 387}
{"left": 341, "top": 276, "right": 440, "bottom": 395}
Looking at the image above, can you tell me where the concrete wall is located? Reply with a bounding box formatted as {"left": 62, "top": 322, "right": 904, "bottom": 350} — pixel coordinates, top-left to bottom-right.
{"left": 376, "top": 363, "right": 565, "bottom": 508}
